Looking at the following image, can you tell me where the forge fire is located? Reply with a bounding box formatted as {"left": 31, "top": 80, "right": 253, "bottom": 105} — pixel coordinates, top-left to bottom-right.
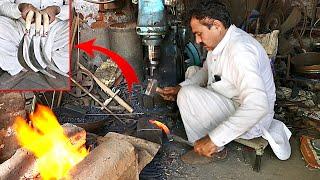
{"left": 13, "top": 105, "right": 88, "bottom": 180}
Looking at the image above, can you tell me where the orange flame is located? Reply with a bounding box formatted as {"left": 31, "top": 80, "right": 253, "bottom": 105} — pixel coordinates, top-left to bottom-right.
{"left": 149, "top": 120, "right": 171, "bottom": 135}
{"left": 13, "top": 104, "right": 88, "bottom": 180}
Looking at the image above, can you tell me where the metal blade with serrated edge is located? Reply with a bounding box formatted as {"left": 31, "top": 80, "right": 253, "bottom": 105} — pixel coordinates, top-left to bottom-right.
{"left": 39, "top": 12, "right": 69, "bottom": 77}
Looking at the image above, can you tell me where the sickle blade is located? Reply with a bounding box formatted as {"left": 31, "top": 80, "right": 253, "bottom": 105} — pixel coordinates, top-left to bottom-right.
{"left": 33, "top": 35, "right": 46, "bottom": 68}
{"left": 17, "top": 34, "right": 33, "bottom": 71}
{"left": 39, "top": 12, "right": 69, "bottom": 78}
{"left": 20, "top": 10, "right": 39, "bottom": 72}
{"left": 23, "top": 34, "right": 39, "bottom": 72}
{"left": 29, "top": 36, "right": 56, "bottom": 78}
{"left": 39, "top": 39, "right": 69, "bottom": 77}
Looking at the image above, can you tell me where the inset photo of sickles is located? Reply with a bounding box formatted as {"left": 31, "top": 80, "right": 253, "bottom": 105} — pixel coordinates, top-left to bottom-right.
{"left": 0, "top": 0, "right": 70, "bottom": 90}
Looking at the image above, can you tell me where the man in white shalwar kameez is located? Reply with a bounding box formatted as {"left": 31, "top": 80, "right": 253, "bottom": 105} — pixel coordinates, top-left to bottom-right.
{"left": 0, "top": 0, "right": 69, "bottom": 76}
{"left": 157, "top": 0, "right": 292, "bottom": 160}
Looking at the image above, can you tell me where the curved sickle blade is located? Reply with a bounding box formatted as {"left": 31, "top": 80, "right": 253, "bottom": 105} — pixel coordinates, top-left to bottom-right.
{"left": 33, "top": 10, "right": 46, "bottom": 69}
{"left": 39, "top": 12, "right": 69, "bottom": 77}
{"left": 33, "top": 36, "right": 46, "bottom": 68}
{"left": 23, "top": 34, "right": 39, "bottom": 72}
{"left": 39, "top": 39, "right": 69, "bottom": 77}
{"left": 29, "top": 36, "right": 56, "bottom": 78}
{"left": 17, "top": 34, "right": 33, "bottom": 71}
{"left": 17, "top": 10, "right": 36, "bottom": 72}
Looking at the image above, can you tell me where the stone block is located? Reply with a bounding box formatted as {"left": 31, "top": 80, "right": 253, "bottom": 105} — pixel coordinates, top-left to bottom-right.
{"left": 69, "top": 138, "right": 138, "bottom": 180}
{"left": 0, "top": 92, "right": 25, "bottom": 163}
{"left": 99, "top": 132, "right": 160, "bottom": 173}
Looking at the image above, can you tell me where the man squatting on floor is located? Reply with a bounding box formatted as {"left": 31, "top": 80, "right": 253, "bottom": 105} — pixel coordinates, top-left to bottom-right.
{"left": 157, "top": 0, "right": 291, "bottom": 160}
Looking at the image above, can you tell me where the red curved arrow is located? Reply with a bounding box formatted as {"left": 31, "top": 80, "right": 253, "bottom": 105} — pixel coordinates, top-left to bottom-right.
{"left": 75, "top": 39, "right": 140, "bottom": 92}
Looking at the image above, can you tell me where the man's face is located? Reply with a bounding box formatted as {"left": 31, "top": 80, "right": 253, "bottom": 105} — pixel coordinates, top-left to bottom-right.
{"left": 190, "top": 17, "right": 225, "bottom": 51}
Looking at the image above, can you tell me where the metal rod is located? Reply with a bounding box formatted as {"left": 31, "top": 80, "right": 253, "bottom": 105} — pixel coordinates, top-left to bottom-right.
{"left": 71, "top": 13, "right": 79, "bottom": 49}
{"left": 119, "top": 118, "right": 138, "bottom": 121}
{"left": 76, "top": 13, "right": 80, "bottom": 71}
{"left": 85, "top": 112, "right": 144, "bottom": 116}
{"left": 51, "top": 91, "right": 55, "bottom": 109}
{"left": 57, "top": 91, "right": 63, "bottom": 107}
{"left": 42, "top": 92, "right": 49, "bottom": 106}
{"left": 31, "top": 94, "right": 37, "bottom": 113}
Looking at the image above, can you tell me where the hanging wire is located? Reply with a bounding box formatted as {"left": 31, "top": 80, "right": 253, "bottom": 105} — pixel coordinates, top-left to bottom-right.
{"left": 309, "top": 17, "right": 320, "bottom": 42}
{"left": 295, "top": 0, "right": 308, "bottom": 38}
{"left": 77, "top": 13, "right": 80, "bottom": 70}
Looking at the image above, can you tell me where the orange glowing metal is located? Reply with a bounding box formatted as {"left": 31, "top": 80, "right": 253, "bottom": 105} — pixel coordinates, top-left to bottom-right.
{"left": 13, "top": 104, "right": 88, "bottom": 180}
{"left": 149, "top": 120, "right": 171, "bottom": 135}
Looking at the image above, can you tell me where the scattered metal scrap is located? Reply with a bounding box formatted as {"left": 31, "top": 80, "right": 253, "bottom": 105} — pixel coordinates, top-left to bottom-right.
{"left": 77, "top": 63, "right": 133, "bottom": 113}
{"left": 69, "top": 11, "right": 134, "bottom": 126}
{"left": 70, "top": 77, "right": 125, "bottom": 124}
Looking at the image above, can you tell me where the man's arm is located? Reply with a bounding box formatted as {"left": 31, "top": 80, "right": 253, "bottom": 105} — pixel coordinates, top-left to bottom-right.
{"left": 208, "top": 44, "right": 269, "bottom": 147}
{"left": 42, "top": 0, "right": 69, "bottom": 23}
{"left": 0, "top": 0, "right": 21, "bottom": 19}
{"left": 157, "top": 59, "right": 208, "bottom": 101}
{"left": 179, "top": 60, "right": 208, "bottom": 87}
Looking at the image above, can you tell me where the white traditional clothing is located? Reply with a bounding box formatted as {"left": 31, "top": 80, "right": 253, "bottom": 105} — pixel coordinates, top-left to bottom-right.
{"left": 0, "top": 0, "right": 69, "bottom": 75}
{"left": 178, "top": 25, "right": 291, "bottom": 160}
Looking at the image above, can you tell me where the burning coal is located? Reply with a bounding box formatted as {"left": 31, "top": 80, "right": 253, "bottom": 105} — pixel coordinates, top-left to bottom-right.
{"left": 13, "top": 104, "right": 88, "bottom": 180}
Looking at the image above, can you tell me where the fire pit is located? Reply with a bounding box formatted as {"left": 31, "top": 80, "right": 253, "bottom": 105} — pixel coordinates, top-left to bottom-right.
{"left": 0, "top": 105, "right": 160, "bottom": 180}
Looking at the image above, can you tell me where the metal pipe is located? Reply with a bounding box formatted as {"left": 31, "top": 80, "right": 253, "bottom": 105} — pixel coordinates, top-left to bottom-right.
{"left": 85, "top": 112, "right": 144, "bottom": 116}
{"left": 109, "top": 22, "right": 144, "bottom": 81}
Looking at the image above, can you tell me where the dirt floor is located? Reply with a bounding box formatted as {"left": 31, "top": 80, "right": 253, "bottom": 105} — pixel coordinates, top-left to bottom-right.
{"left": 160, "top": 135, "right": 320, "bottom": 180}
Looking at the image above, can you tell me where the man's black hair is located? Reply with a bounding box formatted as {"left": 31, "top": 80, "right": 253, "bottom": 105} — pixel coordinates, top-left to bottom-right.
{"left": 186, "top": 0, "right": 231, "bottom": 28}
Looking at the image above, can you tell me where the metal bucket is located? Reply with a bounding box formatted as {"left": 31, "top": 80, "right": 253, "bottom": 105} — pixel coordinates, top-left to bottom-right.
{"left": 80, "top": 24, "right": 110, "bottom": 60}
{"left": 109, "top": 21, "right": 144, "bottom": 81}
{"left": 291, "top": 52, "right": 320, "bottom": 78}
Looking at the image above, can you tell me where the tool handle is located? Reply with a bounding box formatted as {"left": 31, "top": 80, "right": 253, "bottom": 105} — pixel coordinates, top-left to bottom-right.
{"left": 78, "top": 63, "right": 134, "bottom": 113}
{"left": 42, "top": 12, "right": 49, "bottom": 36}
{"left": 168, "top": 134, "right": 194, "bottom": 147}
{"left": 35, "top": 11, "right": 41, "bottom": 36}
{"left": 103, "top": 89, "right": 120, "bottom": 106}
{"left": 25, "top": 10, "right": 34, "bottom": 34}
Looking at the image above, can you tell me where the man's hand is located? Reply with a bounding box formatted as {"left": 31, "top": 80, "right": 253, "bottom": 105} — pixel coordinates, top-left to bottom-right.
{"left": 156, "top": 85, "right": 181, "bottom": 101}
{"left": 194, "top": 135, "right": 218, "bottom": 157}
{"left": 19, "top": 3, "right": 37, "bottom": 21}
{"left": 41, "top": 6, "right": 60, "bottom": 24}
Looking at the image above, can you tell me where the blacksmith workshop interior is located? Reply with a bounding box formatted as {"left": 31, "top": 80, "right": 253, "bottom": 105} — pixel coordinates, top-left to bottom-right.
{"left": 1, "top": 0, "right": 320, "bottom": 179}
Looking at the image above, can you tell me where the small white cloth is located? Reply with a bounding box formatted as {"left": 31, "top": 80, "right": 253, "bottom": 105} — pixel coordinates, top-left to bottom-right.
{"left": 262, "top": 119, "right": 292, "bottom": 160}
{"left": 178, "top": 25, "right": 292, "bottom": 160}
